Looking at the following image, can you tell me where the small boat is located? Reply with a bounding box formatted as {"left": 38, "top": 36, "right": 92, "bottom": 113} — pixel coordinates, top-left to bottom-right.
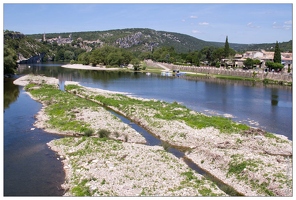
{"left": 146, "top": 72, "right": 151, "bottom": 76}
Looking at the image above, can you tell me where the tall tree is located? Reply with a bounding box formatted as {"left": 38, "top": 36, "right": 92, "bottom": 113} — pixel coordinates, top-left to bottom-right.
{"left": 224, "top": 36, "right": 230, "bottom": 58}
{"left": 273, "top": 41, "right": 281, "bottom": 64}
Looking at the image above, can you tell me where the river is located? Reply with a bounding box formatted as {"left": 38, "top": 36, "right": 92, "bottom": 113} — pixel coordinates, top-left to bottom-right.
{"left": 3, "top": 62, "right": 293, "bottom": 195}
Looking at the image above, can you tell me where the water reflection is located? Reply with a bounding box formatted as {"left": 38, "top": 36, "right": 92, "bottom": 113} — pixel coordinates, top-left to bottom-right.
{"left": 271, "top": 89, "right": 279, "bottom": 106}
{"left": 4, "top": 78, "right": 20, "bottom": 109}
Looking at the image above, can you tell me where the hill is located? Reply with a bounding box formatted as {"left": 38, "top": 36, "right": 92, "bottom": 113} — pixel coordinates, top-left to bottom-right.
{"left": 27, "top": 28, "right": 292, "bottom": 53}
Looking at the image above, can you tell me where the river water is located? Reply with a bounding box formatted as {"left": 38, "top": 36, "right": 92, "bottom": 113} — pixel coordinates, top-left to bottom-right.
{"left": 3, "top": 62, "right": 293, "bottom": 195}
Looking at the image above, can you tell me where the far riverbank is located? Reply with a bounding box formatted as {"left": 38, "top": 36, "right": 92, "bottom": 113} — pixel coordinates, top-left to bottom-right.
{"left": 61, "top": 62, "right": 292, "bottom": 86}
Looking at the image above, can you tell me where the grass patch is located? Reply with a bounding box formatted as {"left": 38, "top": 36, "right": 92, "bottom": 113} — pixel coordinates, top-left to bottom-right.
{"left": 71, "top": 179, "right": 92, "bottom": 196}
{"left": 26, "top": 84, "right": 99, "bottom": 134}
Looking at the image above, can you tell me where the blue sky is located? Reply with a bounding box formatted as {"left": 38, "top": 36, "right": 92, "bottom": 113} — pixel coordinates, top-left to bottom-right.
{"left": 2, "top": 1, "right": 293, "bottom": 44}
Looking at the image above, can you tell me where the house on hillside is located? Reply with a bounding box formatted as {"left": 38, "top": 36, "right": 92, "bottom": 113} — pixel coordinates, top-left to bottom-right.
{"left": 239, "top": 50, "right": 293, "bottom": 71}
{"left": 233, "top": 54, "right": 245, "bottom": 67}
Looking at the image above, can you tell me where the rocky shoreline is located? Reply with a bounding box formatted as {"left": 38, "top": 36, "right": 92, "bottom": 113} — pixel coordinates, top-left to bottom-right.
{"left": 13, "top": 74, "right": 293, "bottom": 196}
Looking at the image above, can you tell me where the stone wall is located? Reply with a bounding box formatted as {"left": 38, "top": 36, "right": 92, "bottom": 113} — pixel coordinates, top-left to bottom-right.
{"left": 146, "top": 60, "right": 292, "bottom": 82}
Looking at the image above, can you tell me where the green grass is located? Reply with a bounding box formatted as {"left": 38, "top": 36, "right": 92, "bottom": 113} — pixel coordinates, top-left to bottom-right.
{"left": 71, "top": 179, "right": 92, "bottom": 196}
{"left": 66, "top": 84, "right": 250, "bottom": 135}
{"left": 27, "top": 83, "right": 98, "bottom": 134}
{"left": 226, "top": 154, "right": 278, "bottom": 196}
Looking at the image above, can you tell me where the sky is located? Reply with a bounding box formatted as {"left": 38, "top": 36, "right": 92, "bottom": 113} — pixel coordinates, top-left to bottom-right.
{"left": 2, "top": 1, "right": 294, "bottom": 44}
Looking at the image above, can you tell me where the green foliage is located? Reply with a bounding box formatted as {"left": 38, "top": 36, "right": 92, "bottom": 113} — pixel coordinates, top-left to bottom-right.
{"left": 83, "top": 128, "right": 94, "bottom": 137}
{"left": 265, "top": 61, "right": 284, "bottom": 71}
{"left": 161, "top": 141, "right": 171, "bottom": 151}
{"left": 83, "top": 45, "right": 132, "bottom": 67}
{"left": 287, "top": 65, "right": 291, "bottom": 73}
{"left": 224, "top": 36, "right": 230, "bottom": 58}
{"left": 273, "top": 41, "right": 281, "bottom": 63}
{"left": 198, "top": 188, "right": 214, "bottom": 196}
{"left": 181, "top": 171, "right": 195, "bottom": 181}
{"left": 4, "top": 45, "right": 18, "bottom": 74}
{"left": 131, "top": 58, "right": 140, "bottom": 70}
{"left": 215, "top": 61, "right": 221, "bottom": 68}
{"left": 228, "top": 160, "right": 247, "bottom": 175}
{"left": 4, "top": 30, "right": 50, "bottom": 62}
{"left": 98, "top": 129, "right": 111, "bottom": 138}
{"left": 213, "top": 47, "right": 225, "bottom": 61}
{"left": 227, "top": 154, "right": 258, "bottom": 178}
{"left": 27, "top": 84, "right": 97, "bottom": 133}
{"left": 64, "top": 50, "right": 75, "bottom": 61}
{"left": 71, "top": 179, "right": 92, "bottom": 196}
{"left": 243, "top": 58, "right": 254, "bottom": 68}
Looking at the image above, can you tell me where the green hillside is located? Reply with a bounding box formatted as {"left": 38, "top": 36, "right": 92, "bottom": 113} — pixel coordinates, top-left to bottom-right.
{"left": 27, "top": 28, "right": 292, "bottom": 53}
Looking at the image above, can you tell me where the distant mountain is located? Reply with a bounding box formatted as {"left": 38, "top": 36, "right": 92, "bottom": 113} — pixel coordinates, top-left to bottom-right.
{"left": 27, "top": 28, "right": 292, "bottom": 53}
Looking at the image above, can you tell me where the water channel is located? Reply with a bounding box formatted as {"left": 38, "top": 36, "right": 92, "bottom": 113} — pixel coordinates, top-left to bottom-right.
{"left": 108, "top": 109, "right": 242, "bottom": 196}
{"left": 3, "top": 62, "right": 293, "bottom": 195}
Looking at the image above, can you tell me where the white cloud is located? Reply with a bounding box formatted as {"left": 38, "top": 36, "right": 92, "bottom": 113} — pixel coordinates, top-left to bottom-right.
{"left": 283, "top": 25, "right": 292, "bottom": 30}
{"left": 192, "top": 30, "right": 201, "bottom": 33}
{"left": 284, "top": 20, "right": 292, "bottom": 24}
{"left": 199, "top": 22, "right": 209, "bottom": 25}
{"left": 190, "top": 15, "right": 198, "bottom": 19}
{"left": 273, "top": 21, "right": 277, "bottom": 25}
{"left": 272, "top": 21, "right": 292, "bottom": 30}
{"left": 247, "top": 22, "right": 260, "bottom": 28}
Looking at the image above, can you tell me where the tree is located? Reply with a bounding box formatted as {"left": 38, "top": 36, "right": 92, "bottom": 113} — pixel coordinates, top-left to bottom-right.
{"left": 55, "top": 48, "right": 65, "bottom": 61}
{"left": 265, "top": 61, "right": 284, "bottom": 71}
{"left": 273, "top": 41, "right": 281, "bottom": 64}
{"left": 106, "top": 52, "right": 124, "bottom": 66}
{"left": 64, "top": 50, "right": 75, "bottom": 61}
{"left": 243, "top": 58, "right": 254, "bottom": 69}
{"left": 131, "top": 58, "right": 140, "bottom": 70}
{"left": 224, "top": 36, "right": 230, "bottom": 58}
{"left": 78, "top": 52, "right": 90, "bottom": 65}
{"left": 4, "top": 46, "right": 18, "bottom": 74}
{"left": 200, "top": 46, "right": 215, "bottom": 64}
{"left": 213, "top": 47, "right": 225, "bottom": 61}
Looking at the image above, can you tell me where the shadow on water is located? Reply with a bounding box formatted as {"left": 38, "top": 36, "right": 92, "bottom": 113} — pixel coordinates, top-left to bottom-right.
{"left": 108, "top": 109, "right": 242, "bottom": 196}
{"left": 4, "top": 80, "right": 65, "bottom": 196}
{"left": 4, "top": 77, "right": 20, "bottom": 109}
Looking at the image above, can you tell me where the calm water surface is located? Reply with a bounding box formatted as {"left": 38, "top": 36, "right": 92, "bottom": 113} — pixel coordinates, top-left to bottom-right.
{"left": 4, "top": 80, "right": 65, "bottom": 196}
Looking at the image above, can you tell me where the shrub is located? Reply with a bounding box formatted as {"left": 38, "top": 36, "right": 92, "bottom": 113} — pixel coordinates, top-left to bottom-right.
{"left": 98, "top": 129, "right": 110, "bottom": 138}
{"left": 161, "top": 141, "right": 171, "bottom": 151}
{"left": 124, "top": 135, "right": 128, "bottom": 142}
{"left": 83, "top": 128, "right": 94, "bottom": 137}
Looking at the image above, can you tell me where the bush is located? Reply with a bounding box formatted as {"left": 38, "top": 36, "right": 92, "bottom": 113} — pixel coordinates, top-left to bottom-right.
{"left": 265, "top": 61, "right": 284, "bottom": 71}
{"left": 98, "top": 129, "right": 110, "bottom": 138}
{"left": 161, "top": 141, "right": 171, "bottom": 151}
{"left": 83, "top": 128, "right": 94, "bottom": 137}
{"left": 215, "top": 62, "right": 220, "bottom": 68}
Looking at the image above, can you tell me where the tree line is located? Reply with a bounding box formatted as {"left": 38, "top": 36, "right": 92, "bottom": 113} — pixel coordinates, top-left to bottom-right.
{"left": 4, "top": 30, "right": 286, "bottom": 74}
